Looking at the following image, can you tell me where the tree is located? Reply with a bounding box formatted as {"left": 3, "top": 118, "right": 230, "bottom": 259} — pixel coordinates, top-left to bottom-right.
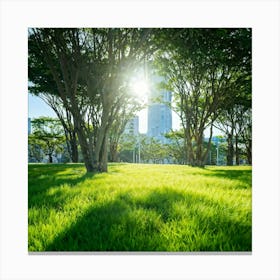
{"left": 154, "top": 28, "right": 251, "bottom": 167}
{"left": 239, "top": 109, "right": 252, "bottom": 164}
{"left": 215, "top": 107, "right": 236, "bottom": 165}
{"left": 165, "top": 129, "right": 187, "bottom": 164}
{"left": 28, "top": 117, "right": 66, "bottom": 163}
{"left": 28, "top": 140, "right": 44, "bottom": 162}
{"left": 29, "top": 28, "right": 156, "bottom": 172}
{"left": 204, "top": 141, "right": 217, "bottom": 166}
{"left": 119, "top": 133, "right": 138, "bottom": 163}
{"left": 28, "top": 36, "right": 79, "bottom": 163}
{"left": 215, "top": 105, "right": 252, "bottom": 165}
{"left": 214, "top": 68, "right": 251, "bottom": 166}
{"left": 108, "top": 102, "right": 144, "bottom": 162}
{"left": 138, "top": 136, "right": 169, "bottom": 164}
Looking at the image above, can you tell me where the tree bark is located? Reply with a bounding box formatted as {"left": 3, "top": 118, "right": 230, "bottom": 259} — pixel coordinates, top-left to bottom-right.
{"left": 68, "top": 131, "right": 79, "bottom": 162}
{"left": 99, "top": 134, "right": 108, "bottom": 172}
{"left": 48, "top": 154, "right": 53, "bottom": 163}
{"left": 46, "top": 97, "right": 79, "bottom": 163}
{"left": 93, "top": 125, "right": 107, "bottom": 171}
{"left": 202, "top": 123, "right": 214, "bottom": 166}
{"left": 235, "top": 135, "right": 240, "bottom": 165}
{"left": 74, "top": 118, "right": 94, "bottom": 172}
{"left": 227, "top": 133, "right": 234, "bottom": 166}
{"left": 109, "top": 141, "right": 119, "bottom": 162}
{"left": 194, "top": 134, "right": 204, "bottom": 167}
{"left": 246, "top": 141, "right": 252, "bottom": 164}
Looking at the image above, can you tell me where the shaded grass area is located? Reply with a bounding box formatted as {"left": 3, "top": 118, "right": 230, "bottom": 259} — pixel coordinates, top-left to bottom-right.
{"left": 28, "top": 163, "right": 252, "bottom": 252}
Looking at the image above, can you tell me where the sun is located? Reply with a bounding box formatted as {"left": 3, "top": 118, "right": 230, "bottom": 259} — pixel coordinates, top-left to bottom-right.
{"left": 129, "top": 68, "right": 150, "bottom": 103}
{"left": 132, "top": 80, "right": 149, "bottom": 96}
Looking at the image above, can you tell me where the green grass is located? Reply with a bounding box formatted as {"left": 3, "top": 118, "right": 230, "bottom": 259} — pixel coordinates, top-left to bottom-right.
{"left": 28, "top": 163, "right": 252, "bottom": 252}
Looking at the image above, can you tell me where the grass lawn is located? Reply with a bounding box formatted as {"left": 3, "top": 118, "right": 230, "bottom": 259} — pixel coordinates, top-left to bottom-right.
{"left": 28, "top": 163, "right": 252, "bottom": 252}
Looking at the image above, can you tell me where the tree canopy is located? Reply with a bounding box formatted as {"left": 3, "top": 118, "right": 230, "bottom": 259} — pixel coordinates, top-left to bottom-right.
{"left": 153, "top": 28, "right": 251, "bottom": 167}
{"left": 29, "top": 28, "right": 252, "bottom": 170}
{"left": 28, "top": 117, "right": 65, "bottom": 163}
{"left": 29, "top": 28, "right": 156, "bottom": 172}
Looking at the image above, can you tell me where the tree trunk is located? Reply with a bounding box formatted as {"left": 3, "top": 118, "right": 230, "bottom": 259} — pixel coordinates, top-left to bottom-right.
{"left": 99, "top": 134, "right": 108, "bottom": 172}
{"left": 185, "top": 128, "right": 193, "bottom": 166}
{"left": 48, "top": 154, "right": 53, "bottom": 163}
{"left": 195, "top": 136, "right": 204, "bottom": 167}
{"left": 235, "top": 135, "right": 240, "bottom": 165}
{"left": 227, "top": 133, "right": 234, "bottom": 166}
{"left": 69, "top": 107, "right": 95, "bottom": 172}
{"left": 70, "top": 135, "right": 79, "bottom": 163}
{"left": 93, "top": 103, "right": 110, "bottom": 172}
{"left": 202, "top": 124, "right": 214, "bottom": 166}
{"left": 109, "top": 141, "right": 119, "bottom": 162}
{"left": 75, "top": 122, "right": 94, "bottom": 173}
{"left": 187, "top": 141, "right": 193, "bottom": 166}
{"left": 52, "top": 106, "right": 79, "bottom": 163}
{"left": 189, "top": 131, "right": 206, "bottom": 168}
{"left": 79, "top": 139, "right": 94, "bottom": 172}
{"left": 182, "top": 137, "right": 188, "bottom": 164}
{"left": 246, "top": 141, "right": 252, "bottom": 164}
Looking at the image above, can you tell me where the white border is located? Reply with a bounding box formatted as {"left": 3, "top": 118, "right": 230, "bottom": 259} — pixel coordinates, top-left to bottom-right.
{"left": 1, "top": 0, "right": 279, "bottom": 279}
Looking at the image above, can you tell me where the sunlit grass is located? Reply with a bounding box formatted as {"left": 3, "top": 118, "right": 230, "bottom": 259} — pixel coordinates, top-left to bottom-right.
{"left": 28, "top": 163, "right": 252, "bottom": 252}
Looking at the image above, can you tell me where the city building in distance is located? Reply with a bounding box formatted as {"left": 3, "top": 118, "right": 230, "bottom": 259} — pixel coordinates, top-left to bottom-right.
{"left": 147, "top": 75, "right": 172, "bottom": 144}
{"left": 123, "top": 116, "right": 139, "bottom": 136}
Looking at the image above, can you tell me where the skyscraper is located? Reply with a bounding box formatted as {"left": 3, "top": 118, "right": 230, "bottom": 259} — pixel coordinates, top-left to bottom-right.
{"left": 121, "top": 116, "right": 140, "bottom": 163}
{"left": 147, "top": 76, "right": 172, "bottom": 144}
{"left": 124, "top": 116, "right": 139, "bottom": 136}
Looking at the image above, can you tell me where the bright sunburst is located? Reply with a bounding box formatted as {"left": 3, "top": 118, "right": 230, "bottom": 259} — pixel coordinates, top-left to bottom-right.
{"left": 132, "top": 80, "right": 149, "bottom": 96}
{"left": 129, "top": 69, "right": 150, "bottom": 104}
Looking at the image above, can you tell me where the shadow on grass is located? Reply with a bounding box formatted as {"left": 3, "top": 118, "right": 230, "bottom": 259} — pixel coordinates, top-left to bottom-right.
{"left": 28, "top": 164, "right": 123, "bottom": 193}
{"left": 29, "top": 164, "right": 252, "bottom": 252}
{"left": 204, "top": 168, "right": 252, "bottom": 189}
{"left": 29, "top": 164, "right": 93, "bottom": 188}
{"left": 43, "top": 188, "right": 251, "bottom": 252}
{"left": 28, "top": 164, "right": 95, "bottom": 209}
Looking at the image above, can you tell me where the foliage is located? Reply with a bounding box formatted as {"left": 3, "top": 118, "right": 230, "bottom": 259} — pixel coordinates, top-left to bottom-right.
{"left": 28, "top": 163, "right": 252, "bottom": 251}
{"left": 119, "top": 134, "right": 170, "bottom": 163}
{"left": 215, "top": 106, "right": 252, "bottom": 165}
{"left": 164, "top": 129, "right": 187, "bottom": 164}
{"left": 28, "top": 117, "right": 66, "bottom": 163}
{"left": 108, "top": 102, "right": 144, "bottom": 162}
{"left": 28, "top": 141, "right": 44, "bottom": 163}
{"left": 238, "top": 109, "right": 252, "bottom": 164}
{"left": 28, "top": 28, "right": 156, "bottom": 172}
{"left": 29, "top": 28, "right": 252, "bottom": 170}
{"left": 29, "top": 31, "right": 79, "bottom": 162}
{"left": 140, "top": 137, "right": 169, "bottom": 163}
{"left": 154, "top": 28, "right": 251, "bottom": 167}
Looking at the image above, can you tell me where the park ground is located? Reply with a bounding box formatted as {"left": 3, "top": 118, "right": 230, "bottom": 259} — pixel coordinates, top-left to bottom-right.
{"left": 28, "top": 163, "right": 252, "bottom": 252}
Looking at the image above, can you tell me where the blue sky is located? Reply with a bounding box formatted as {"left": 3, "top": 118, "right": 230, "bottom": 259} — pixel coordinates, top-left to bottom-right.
{"left": 28, "top": 94, "right": 56, "bottom": 119}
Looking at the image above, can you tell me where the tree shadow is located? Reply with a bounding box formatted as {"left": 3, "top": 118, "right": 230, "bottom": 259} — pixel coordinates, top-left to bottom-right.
{"left": 28, "top": 164, "right": 95, "bottom": 209}
{"left": 203, "top": 168, "right": 252, "bottom": 189}
{"left": 29, "top": 164, "right": 86, "bottom": 189}
{"left": 43, "top": 188, "right": 251, "bottom": 252}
